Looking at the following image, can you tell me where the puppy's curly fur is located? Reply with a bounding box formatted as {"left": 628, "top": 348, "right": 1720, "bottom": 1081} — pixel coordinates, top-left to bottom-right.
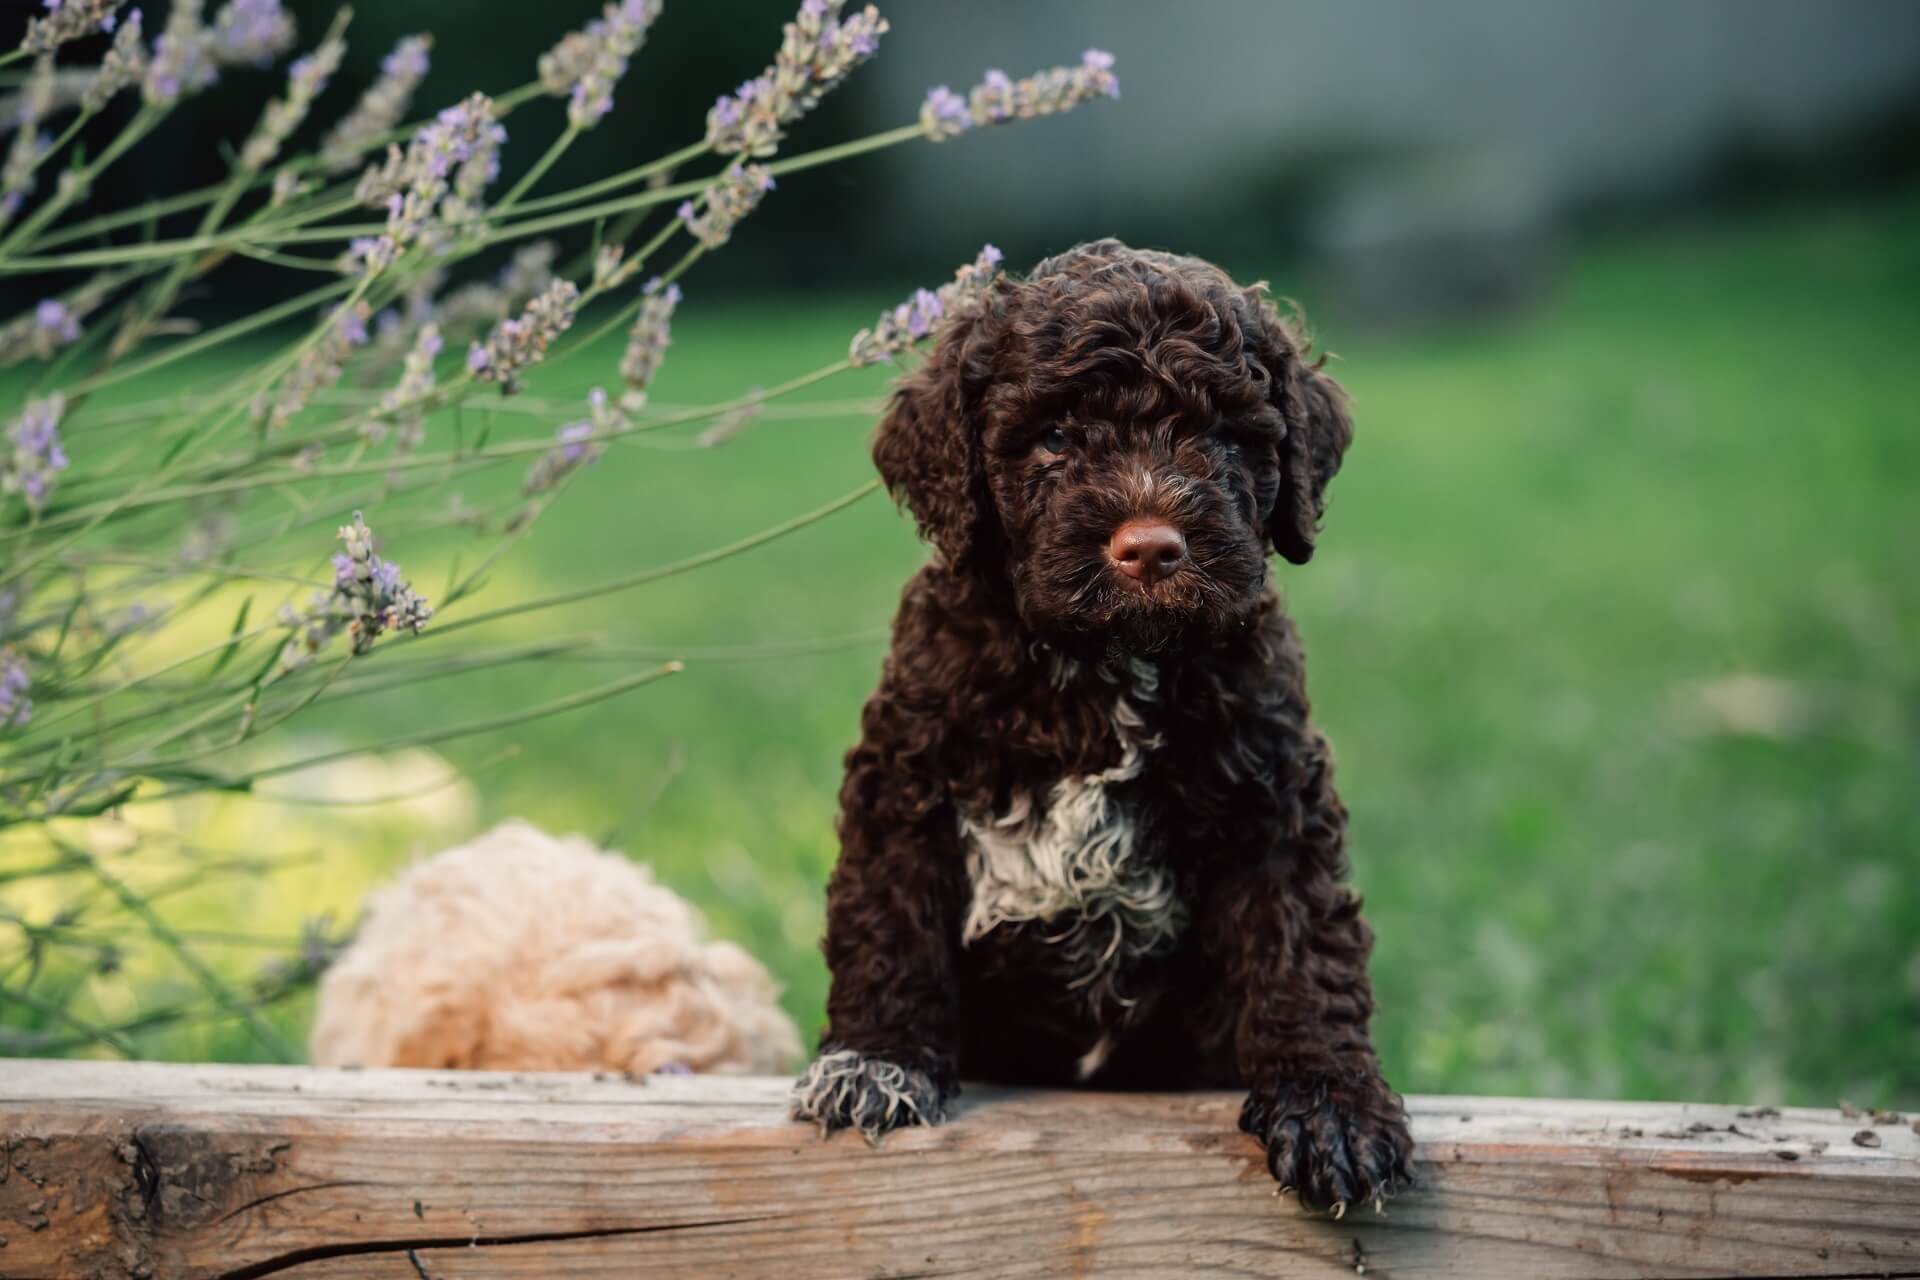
{"left": 793, "top": 240, "right": 1412, "bottom": 1212}
{"left": 310, "top": 820, "right": 801, "bottom": 1076}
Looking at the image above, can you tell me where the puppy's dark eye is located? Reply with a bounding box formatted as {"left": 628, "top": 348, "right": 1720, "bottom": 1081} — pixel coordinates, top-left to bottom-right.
{"left": 1039, "top": 428, "right": 1069, "bottom": 455}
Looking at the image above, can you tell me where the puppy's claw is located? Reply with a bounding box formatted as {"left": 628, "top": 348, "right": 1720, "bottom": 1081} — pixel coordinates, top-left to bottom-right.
{"left": 791, "top": 1048, "right": 950, "bottom": 1146}
{"left": 1244, "top": 1073, "right": 1415, "bottom": 1213}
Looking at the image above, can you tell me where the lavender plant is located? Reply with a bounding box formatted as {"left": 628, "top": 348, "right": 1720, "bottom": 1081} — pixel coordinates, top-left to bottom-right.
{"left": 0, "top": 0, "right": 1119, "bottom": 1060}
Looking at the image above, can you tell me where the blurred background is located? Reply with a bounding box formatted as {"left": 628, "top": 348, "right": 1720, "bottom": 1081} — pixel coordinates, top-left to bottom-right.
{"left": 3, "top": 0, "right": 1917, "bottom": 1105}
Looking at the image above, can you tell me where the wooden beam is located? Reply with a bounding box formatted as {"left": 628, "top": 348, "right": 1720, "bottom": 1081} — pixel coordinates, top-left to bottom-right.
{"left": 1, "top": 1060, "right": 1915, "bottom": 1278}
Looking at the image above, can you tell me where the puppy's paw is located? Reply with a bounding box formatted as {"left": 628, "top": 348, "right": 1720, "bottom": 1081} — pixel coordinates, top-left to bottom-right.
{"left": 1241, "top": 1071, "right": 1414, "bottom": 1215}
{"left": 791, "top": 1047, "right": 952, "bottom": 1144}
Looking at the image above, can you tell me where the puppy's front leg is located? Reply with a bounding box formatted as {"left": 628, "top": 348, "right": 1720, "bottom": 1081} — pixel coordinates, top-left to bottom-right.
{"left": 792, "top": 751, "right": 965, "bottom": 1142}
{"left": 1217, "top": 867, "right": 1413, "bottom": 1212}
{"left": 1206, "top": 754, "right": 1413, "bottom": 1212}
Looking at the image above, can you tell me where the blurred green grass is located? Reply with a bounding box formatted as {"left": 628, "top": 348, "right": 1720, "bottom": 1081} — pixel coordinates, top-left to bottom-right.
{"left": 15, "top": 192, "right": 1920, "bottom": 1105}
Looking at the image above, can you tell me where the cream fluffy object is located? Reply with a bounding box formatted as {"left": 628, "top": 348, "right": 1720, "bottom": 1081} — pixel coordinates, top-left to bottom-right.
{"left": 309, "top": 820, "right": 802, "bottom": 1075}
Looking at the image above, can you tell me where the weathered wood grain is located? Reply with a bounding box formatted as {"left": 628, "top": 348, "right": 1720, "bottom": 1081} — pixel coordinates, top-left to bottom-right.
{"left": 1, "top": 1060, "right": 1915, "bottom": 1278}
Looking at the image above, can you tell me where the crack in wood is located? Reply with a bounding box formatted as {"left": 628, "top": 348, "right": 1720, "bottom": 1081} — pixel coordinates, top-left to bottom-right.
{"left": 213, "top": 1215, "right": 781, "bottom": 1280}
{"left": 211, "top": 1180, "right": 373, "bottom": 1226}
{"left": 126, "top": 1130, "right": 160, "bottom": 1219}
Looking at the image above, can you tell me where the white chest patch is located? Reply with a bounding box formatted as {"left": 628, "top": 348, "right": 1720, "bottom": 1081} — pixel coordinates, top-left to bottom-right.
{"left": 958, "top": 661, "right": 1185, "bottom": 996}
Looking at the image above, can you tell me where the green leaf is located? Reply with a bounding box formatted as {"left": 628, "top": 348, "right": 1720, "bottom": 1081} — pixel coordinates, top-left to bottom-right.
{"left": 207, "top": 597, "right": 254, "bottom": 678}
{"left": 49, "top": 593, "right": 83, "bottom": 659}
{"left": 243, "top": 633, "right": 288, "bottom": 690}
{"left": 158, "top": 428, "right": 197, "bottom": 468}
{"left": 53, "top": 780, "right": 141, "bottom": 817}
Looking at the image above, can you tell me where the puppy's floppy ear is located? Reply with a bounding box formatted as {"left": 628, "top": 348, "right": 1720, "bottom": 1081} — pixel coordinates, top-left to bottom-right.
{"left": 1239, "top": 291, "right": 1354, "bottom": 566}
{"left": 871, "top": 298, "right": 998, "bottom": 570}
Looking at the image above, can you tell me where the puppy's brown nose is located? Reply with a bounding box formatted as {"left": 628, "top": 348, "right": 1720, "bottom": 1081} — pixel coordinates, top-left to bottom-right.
{"left": 1108, "top": 521, "right": 1187, "bottom": 584}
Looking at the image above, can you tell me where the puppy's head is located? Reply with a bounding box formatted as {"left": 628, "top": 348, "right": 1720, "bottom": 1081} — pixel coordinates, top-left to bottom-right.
{"left": 874, "top": 239, "right": 1352, "bottom": 654}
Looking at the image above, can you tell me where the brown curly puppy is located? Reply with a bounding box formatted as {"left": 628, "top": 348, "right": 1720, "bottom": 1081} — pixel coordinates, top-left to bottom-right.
{"left": 791, "top": 239, "right": 1413, "bottom": 1212}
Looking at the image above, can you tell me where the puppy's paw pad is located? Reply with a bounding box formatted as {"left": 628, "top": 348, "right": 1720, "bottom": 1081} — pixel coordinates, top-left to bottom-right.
{"left": 1242, "top": 1072, "right": 1414, "bottom": 1213}
{"left": 791, "top": 1048, "right": 948, "bottom": 1142}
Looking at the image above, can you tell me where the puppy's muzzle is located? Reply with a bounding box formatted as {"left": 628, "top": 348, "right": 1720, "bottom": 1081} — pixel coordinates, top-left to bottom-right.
{"left": 1107, "top": 520, "right": 1187, "bottom": 585}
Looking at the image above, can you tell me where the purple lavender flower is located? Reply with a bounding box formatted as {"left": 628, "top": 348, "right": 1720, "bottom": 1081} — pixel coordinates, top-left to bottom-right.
{"left": 368, "top": 323, "right": 441, "bottom": 452}
{"left": 705, "top": 0, "right": 888, "bottom": 157}
{"left": 280, "top": 512, "right": 432, "bottom": 669}
{"left": 469, "top": 280, "right": 579, "bottom": 394}
{"left": 0, "top": 286, "right": 105, "bottom": 365}
{"left": 0, "top": 59, "right": 56, "bottom": 230}
{"left": 385, "top": 41, "right": 427, "bottom": 78}
{"left": 592, "top": 242, "right": 626, "bottom": 289}
{"left": 523, "top": 389, "right": 618, "bottom": 494}
{"left": 849, "top": 244, "right": 1004, "bottom": 366}
{"left": 495, "top": 239, "right": 554, "bottom": 298}
{"left": 977, "top": 69, "right": 1013, "bottom": 121}
{"left": 919, "top": 84, "right": 970, "bottom": 139}
{"left": 252, "top": 303, "right": 371, "bottom": 429}
{"left": 320, "top": 34, "right": 432, "bottom": 173}
{"left": 0, "top": 650, "right": 31, "bottom": 730}
{"left": 210, "top": 0, "right": 295, "bottom": 68}
{"left": 557, "top": 421, "right": 594, "bottom": 462}
{"left": 262, "top": 165, "right": 297, "bottom": 207}
{"left": 929, "top": 50, "right": 1119, "bottom": 142}
{"left": 694, "top": 395, "right": 765, "bottom": 449}
{"left": 23, "top": 0, "right": 125, "bottom": 53}
{"left": 81, "top": 8, "right": 147, "bottom": 113}
{"left": 144, "top": 0, "right": 218, "bottom": 106}
{"left": 371, "top": 558, "right": 404, "bottom": 596}
{"left": 349, "top": 92, "right": 505, "bottom": 273}
{"left": 344, "top": 235, "right": 395, "bottom": 275}
{"left": 708, "top": 94, "right": 743, "bottom": 132}
{"left": 678, "top": 164, "right": 775, "bottom": 248}
{"left": 539, "top": 0, "right": 663, "bottom": 130}
{"left": 4, "top": 393, "right": 70, "bottom": 513}
{"left": 903, "top": 288, "right": 940, "bottom": 337}
{"left": 240, "top": 28, "right": 345, "bottom": 171}
{"left": 619, "top": 277, "right": 681, "bottom": 408}
{"left": 34, "top": 299, "right": 80, "bottom": 343}
{"left": 357, "top": 267, "right": 443, "bottom": 373}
